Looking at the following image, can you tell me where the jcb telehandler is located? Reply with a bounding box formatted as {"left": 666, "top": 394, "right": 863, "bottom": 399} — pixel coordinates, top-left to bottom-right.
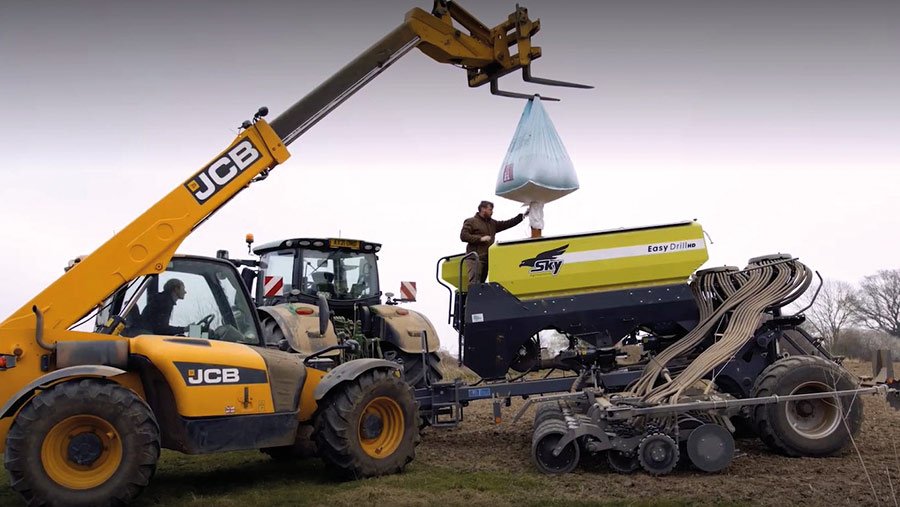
{"left": 0, "top": 2, "right": 590, "bottom": 505}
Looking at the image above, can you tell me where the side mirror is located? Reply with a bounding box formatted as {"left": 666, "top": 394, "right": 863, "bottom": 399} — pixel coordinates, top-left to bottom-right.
{"left": 317, "top": 293, "right": 330, "bottom": 337}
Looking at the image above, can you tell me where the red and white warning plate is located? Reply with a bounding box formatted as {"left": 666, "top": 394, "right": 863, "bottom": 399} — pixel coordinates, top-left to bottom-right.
{"left": 400, "top": 281, "right": 416, "bottom": 301}
{"left": 264, "top": 276, "right": 284, "bottom": 298}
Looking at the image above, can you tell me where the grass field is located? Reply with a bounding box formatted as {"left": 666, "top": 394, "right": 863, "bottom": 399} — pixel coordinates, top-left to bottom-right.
{"left": 1, "top": 359, "right": 897, "bottom": 506}
{"left": 0, "top": 449, "right": 708, "bottom": 507}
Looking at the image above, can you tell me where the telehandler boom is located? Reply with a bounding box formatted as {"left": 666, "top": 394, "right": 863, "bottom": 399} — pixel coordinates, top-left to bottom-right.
{"left": 0, "top": 3, "right": 588, "bottom": 505}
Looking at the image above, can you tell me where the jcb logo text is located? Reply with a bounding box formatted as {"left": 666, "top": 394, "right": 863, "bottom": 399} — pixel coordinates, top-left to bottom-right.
{"left": 185, "top": 140, "right": 260, "bottom": 203}
{"left": 187, "top": 368, "right": 241, "bottom": 385}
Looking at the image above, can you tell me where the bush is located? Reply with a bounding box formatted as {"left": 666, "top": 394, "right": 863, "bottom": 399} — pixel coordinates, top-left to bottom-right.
{"left": 830, "top": 327, "right": 900, "bottom": 361}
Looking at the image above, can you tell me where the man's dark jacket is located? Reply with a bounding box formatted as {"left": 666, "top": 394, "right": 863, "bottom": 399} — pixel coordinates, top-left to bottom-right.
{"left": 459, "top": 213, "right": 524, "bottom": 261}
{"left": 142, "top": 292, "right": 185, "bottom": 335}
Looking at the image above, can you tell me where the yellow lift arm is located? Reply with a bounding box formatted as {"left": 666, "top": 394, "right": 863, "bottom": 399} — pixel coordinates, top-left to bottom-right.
{"left": 0, "top": 2, "right": 589, "bottom": 348}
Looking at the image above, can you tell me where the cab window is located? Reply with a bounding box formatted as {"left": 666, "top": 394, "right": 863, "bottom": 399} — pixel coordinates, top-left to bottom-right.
{"left": 259, "top": 250, "right": 296, "bottom": 298}
{"left": 109, "top": 258, "right": 260, "bottom": 344}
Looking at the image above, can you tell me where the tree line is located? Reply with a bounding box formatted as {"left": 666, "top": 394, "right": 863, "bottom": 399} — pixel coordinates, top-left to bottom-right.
{"left": 795, "top": 269, "right": 900, "bottom": 360}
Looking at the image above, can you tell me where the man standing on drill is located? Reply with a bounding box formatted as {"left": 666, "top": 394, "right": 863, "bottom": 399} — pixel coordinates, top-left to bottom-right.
{"left": 459, "top": 200, "right": 526, "bottom": 289}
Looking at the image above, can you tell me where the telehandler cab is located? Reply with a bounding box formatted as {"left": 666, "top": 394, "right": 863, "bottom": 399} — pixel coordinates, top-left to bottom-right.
{"left": 0, "top": 2, "right": 590, "bottom": 505}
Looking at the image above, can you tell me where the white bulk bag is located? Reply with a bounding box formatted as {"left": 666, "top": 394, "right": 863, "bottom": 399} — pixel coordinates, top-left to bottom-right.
{"left": 495, "top": 96, "right": 579, "bottom": 205}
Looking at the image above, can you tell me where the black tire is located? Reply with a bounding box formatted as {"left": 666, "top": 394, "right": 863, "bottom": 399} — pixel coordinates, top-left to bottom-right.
{"left": 531, "top": 419, "right": 579, "bottom": 474}
{"left": 382, "top": 347, "right": 443, "bottom": 429}
{"left": 752, "top": 355, "right": 862, "bottom": 457}
{"left": 382, "top": 346, "right": 444, "bottom": 389}
{"left": 606, "top": 451, "right": 640, "bottom": 474}
{"left": 4, "top": 379, "right": 160, "bottom": 507}
{"left": 532, "top": 402, "right": 564, "bottom": 431}
{"left": 261, "top": 314, "right": 286, "bottom": 347}
{"left": 313, "top": 368, "right": 419, "bottom": 479}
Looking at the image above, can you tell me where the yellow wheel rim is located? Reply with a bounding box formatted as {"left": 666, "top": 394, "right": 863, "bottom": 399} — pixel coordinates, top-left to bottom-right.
{"left": 40, "top": 415, "right": 123, "bottom": 490}
{"left": 358, "top": 396, "right": 404, "bottom": 459}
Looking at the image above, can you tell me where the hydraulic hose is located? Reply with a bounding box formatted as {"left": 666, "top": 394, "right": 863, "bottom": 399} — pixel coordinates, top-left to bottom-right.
{"left": 630, "top": 257, "right": 813, "bottom": 405}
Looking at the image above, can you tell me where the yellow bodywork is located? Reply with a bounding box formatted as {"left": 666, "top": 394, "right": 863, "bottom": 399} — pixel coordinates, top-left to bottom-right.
{"left": 129, "top": 336, "right": 276, "bottom": 417}
{"left": 442, "top": 221, "right": 709, "bottom": 299}
{"left": 0, "top": 330, "right": 137, "bottom": 454}
{"left": 298, "top": 367, "right": 325, "bottom": 422}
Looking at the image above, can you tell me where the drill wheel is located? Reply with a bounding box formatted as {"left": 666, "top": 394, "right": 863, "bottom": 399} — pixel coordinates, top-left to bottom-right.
{"left": 531, "top": 419, "right": 580, "bottom": 474}
{"left": 638, "top": 433, "right": 679, "bottom": 476}
{"left": 686, "top": 424, "right": 734, "bottom": 473}
{"left": 532, "top": 402, "right": 565, "bottom": 431}
{"left": 606, "top": 451, "right": 640, "bottom": 474}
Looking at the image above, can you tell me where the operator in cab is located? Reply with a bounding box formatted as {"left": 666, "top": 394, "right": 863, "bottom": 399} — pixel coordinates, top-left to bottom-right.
{"left": 141, "top": 278, "right": 188, "bottom": 335}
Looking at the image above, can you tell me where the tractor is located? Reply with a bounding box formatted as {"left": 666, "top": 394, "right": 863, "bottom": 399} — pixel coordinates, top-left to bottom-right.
{"left": 220, "top": 236, "right": 444, "bottom": 390}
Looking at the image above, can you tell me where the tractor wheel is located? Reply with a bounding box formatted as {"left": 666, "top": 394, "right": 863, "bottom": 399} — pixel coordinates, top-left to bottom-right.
{"left": 313, "top": 369, "right": 419, "bottom": 479}
{"left": 261, "top": 314, "right": 287, "bottom": 348}
{"left": 752, "top": 355, "right": 862, "bottom": 457}
{"left": 3, "top": 379, "right": 160, "bottom": 507}
{"left": 382, "top": 346, "right": 444, "bottom": 389}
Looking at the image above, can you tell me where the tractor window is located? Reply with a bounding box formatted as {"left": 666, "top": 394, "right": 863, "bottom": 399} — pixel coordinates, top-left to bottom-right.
{"left": 301, "top": 250, "right": 336, "bottom": 298}
{"left": 338, "top": 254, "right": 379, "bottom": 299}
{"left": 299, "top": 249, "right": 378, "bottom": 300}
{"left": 259, "top": 250, "right": 296, "bottom": 298}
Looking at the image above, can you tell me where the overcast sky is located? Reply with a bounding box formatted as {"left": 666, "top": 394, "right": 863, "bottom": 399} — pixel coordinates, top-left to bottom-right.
{"left": 1, "top": 1, "right": 898, "bottom": 355}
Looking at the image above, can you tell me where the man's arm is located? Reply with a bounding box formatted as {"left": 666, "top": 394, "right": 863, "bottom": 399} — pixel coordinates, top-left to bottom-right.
{"left": 145, "top": 299, "right": 186, "bottom": 336}
{"left": 495, "top": 213, "right": 524, "bottom": 233}
{"left": 159, "top": 322, "right": 187, "bottom": 336}
{"left": 460, "top": 219, "right": 482, "bottom": 244}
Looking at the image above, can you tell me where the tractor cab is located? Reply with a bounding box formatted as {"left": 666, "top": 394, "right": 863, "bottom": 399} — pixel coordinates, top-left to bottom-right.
{"left": 219, "top": 236, "right": 442, "bottom": 389}
{"left": 251, "top": 238, "right": 382, "bottom": 319}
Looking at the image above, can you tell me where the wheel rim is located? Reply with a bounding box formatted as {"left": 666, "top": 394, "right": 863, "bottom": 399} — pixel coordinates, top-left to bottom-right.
{"left": 642, "top": 439, "right": 675, "bottom": 468}
{"left": 41, "top": 415, "right": 123, "bottom": 490}
{"left": 786, "top": 381, "right": 843, "bottom": 439}
{"left": 639, "top": 434, "right": 678, "bottom": 475}
{"left": 358, "top": 396, "right": 404, "bottom": 459}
